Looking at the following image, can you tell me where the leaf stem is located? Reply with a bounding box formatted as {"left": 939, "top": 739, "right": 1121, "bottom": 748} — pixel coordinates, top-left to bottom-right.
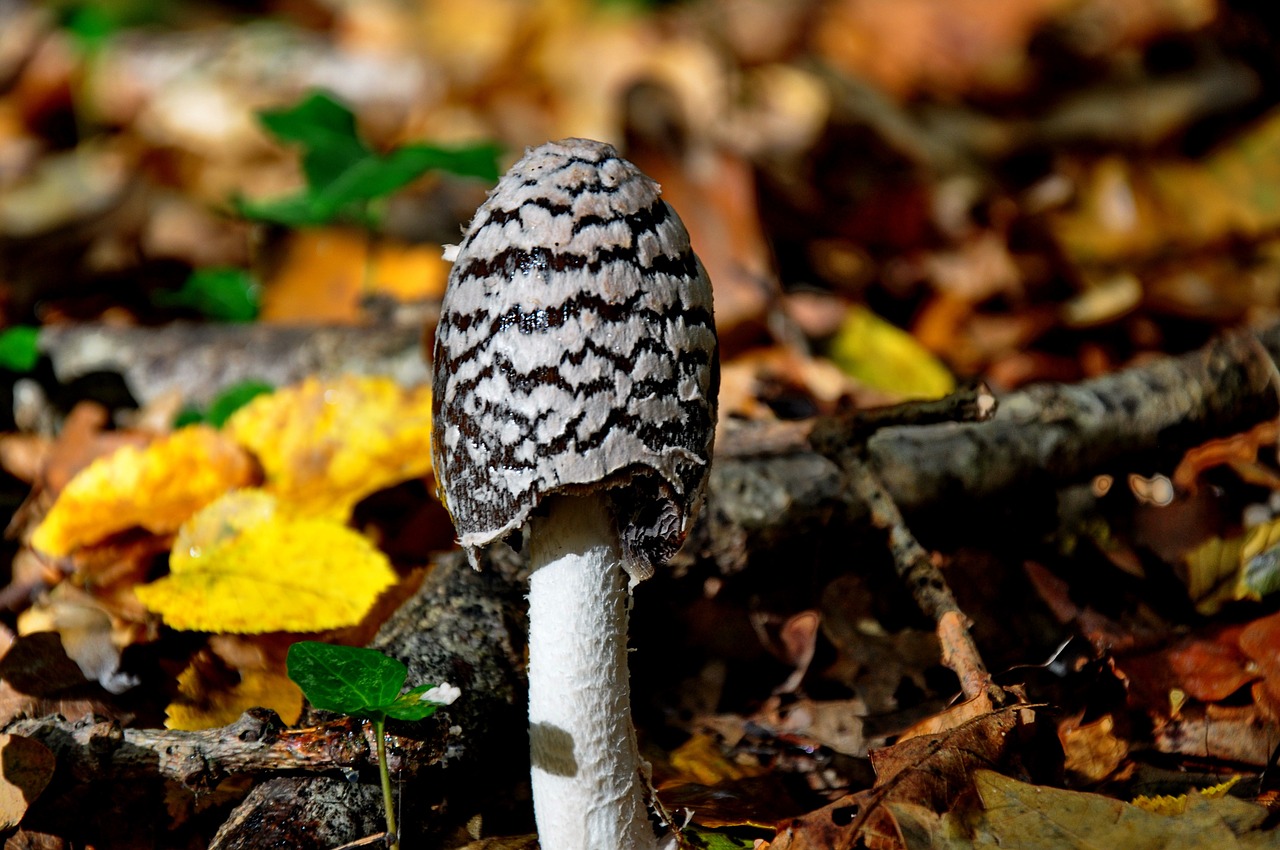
{"left": 373, "top": 715, "right": 399, "bottom": 850}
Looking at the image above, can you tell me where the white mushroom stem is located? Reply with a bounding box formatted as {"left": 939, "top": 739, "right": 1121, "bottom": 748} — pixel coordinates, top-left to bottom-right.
{"left": 527, "top": 495, "right": 663, "bottom": 850}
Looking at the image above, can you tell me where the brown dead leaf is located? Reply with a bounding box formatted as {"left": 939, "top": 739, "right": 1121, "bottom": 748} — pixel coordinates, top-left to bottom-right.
{"left": 1155, "top": 703, "right": 1277, "bottom": 766}
{"left": 718, "top": 346, "right": 858, "bottom": 422}
{"left": 1239, "top": 612, "right": 1280, "bottom": 720}
{"left": 1051, "top": 108, "right": 1280, "bottom": 266}
{"left": 812, "top": 0, "right": 1068, "bottom": 99}
{"left": 770, "top": 706, "right": 1034, "bottom": 850}
{"left": 1174, "top": 422, "right": 1280, "bottom": 493}
{"left": 752, "top": 695, "right": 869, "bottom": 757}
{"left": 897, "top": 691, "right": 996, "bottom": 742}
{"left": 0, "top": 734, "right": 54, "bottom": 830}
{"left": 1166, "top": 625, "right": 1258, "bottom": 703}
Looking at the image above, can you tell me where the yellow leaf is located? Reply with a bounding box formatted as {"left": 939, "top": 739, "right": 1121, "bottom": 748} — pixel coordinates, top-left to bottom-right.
{"left": 225, "top": 375, "right": 433, "bottom": 520}
{"left": 30, "top": 426, "right": 257, "bottom": 557}
{"left": 1132, "top": 776, "right": 1242, "bottom": 816}
{"left": 165, "top": 659, "right": 303, "bottom": 731}
{"left": 135, "top": 490, "right": 397, "bottom": 633}
{"left": 1184, "top": 517, "right": 1280, "bottom": 615}
{"left": 827, "top": 305, "right": 954, "bottom": 400}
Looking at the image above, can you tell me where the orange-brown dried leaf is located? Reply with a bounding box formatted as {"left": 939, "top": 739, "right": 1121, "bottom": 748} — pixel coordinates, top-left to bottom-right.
{"left": 1166, "top": 625, "right": 1258, "bottom": 703}
{"left": 225, "top": 375, "right": 433, "bottom": 520}
{"left": 29, "top": 426, "right": 257, "bottom": 558}
{"left": 1239, "top": 612, "right": 1280, "bottom": 719}
{"left": 1059, "top": 713, "right": 1128, "bottom": 783}
{"left": 259, "top": 229, "right": 450, "bottom": 324}
{"left": 771, "top": 706, "right": 1033, "bottom": 850}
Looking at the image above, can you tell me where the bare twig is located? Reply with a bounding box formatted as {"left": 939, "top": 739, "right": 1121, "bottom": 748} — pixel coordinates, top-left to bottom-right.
{"left": 811, "top": 383, "right": 1007, "bottom": 705}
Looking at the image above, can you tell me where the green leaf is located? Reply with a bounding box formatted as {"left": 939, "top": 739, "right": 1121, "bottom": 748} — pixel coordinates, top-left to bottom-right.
{"left": 385, "top": 687, "right": 443, "bottom": 722}
{"left": 174, "top": 380, "right": 274, "bottom": 430}
{"left": 383, "top": 142, "right": 502, "bottom": 184}
{"left": 287, "top": 642, "right": 407, "bottom": 718}
{"left": 205, "top": 381, "right": 275, "bottom": 428}
{"left": 241, "top": 91, "right": 502, "bottom": 228}
{"left": 258, "top": 92, "right": 370, "bottom": 189}
{"left": 62, "top": 6, "right": 118, "bottom": 51}
{"left": 234, "top": 193, "right": 329, "bottom": 228}
{"left": 682, "top": 826, "right": 763, "bottom": 850}
{"left": 154, "top": 268, "right": 260, "bottom": 323}
{"left": 0, "top": 326, "right": 41, "bottom": 373}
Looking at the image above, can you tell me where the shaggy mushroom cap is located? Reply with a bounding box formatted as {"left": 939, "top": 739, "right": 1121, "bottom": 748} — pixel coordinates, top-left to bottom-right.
{"left": 432, "top": 138, "right": 718, "bottom": 578}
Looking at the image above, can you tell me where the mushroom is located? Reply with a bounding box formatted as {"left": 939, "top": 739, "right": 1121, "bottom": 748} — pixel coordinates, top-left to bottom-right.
{"left": 431, "top": 139, "right": 718, "bottom": 850}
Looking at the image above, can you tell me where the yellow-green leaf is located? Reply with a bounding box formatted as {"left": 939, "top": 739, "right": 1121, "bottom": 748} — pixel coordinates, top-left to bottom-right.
{"left": 135, "top": 490, "right": 396, "bottom": 633}
{"left": 827, "top": 305, "right": 954, "bottom": 400}
{"left": 1185, "top": 517, "right": 1280, "bottom": 615}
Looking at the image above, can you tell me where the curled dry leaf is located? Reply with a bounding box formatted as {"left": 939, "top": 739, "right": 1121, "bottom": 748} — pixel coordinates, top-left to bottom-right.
{"left": 17, "top": 584, "right": 138, "bottom": 694}
{"left": 30, "top": 425, "right": 257, "bottom": 558}
{"left": 225, "top": 375, "right": 434, "bottom": 521}
{"left": 135, "top": 489, "right": 397, "bottom": 633}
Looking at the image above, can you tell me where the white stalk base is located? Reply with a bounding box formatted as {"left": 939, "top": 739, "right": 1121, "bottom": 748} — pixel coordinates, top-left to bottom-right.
{"left": 527, "top": 496, "right": 663, "bottom": 850}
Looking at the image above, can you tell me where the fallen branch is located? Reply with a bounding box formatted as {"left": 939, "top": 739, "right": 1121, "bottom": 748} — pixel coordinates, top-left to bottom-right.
{"left": 701, "top": 325, "right": 1280, "bottom": 571}
{"left": 6, "top": 709, "right": 442, "bottom": 787}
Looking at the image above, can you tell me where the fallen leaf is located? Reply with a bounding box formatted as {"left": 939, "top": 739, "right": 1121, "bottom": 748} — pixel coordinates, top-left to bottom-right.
{"left": 665, "top": 733, "right": 766, "bottom": 788}
{"left": 1154, "top": 703, "right": 1277, "bottom": 766}
{"left": 0, "top": 734, "right": 54, "bottom": 829}
{"left": 1132, "top": 775, "right": 1242, "bottom": 815}
{"left": 769, "top": 707, "right": 1033, "bottom": 850}
{"left": 135, "top": 489, "right": 397, "bottom": 633}
{"left": 1184, "top": 518, "right": 1280, "bottom": 615}
{"left": 1051, "top": 108, "right": 1280, "bottom": 265}
{"left": 17, "top": 584, "right": 138, "bottom": 694}
{"left": 1059, "top": 713, "right": 1128, "bottom": 783}
{"left": 968, "top": 769, "right": 1268, "bottom": 849}
{"left": 827, "top": 305, "right": 954, "bottom": 400}
{"left": 165, "top": 644, "right": 303, "bottom": 730}
{"left": 29, "top": 426, "right": 258, "bottom": 558}
{"left": 1239, "top": 612, "right": 1280, "bottom": 720}
{"left": 259, "top": 229, "right": 450, "bottom": 324}
{"left": 751, "top": 695, "right": 868, "bottom": 756}
{"left": 225, "top": 375, "right": 434, "bottom": 521}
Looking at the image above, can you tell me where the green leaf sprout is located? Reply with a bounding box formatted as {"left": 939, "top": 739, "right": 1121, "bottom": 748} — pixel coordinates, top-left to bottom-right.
{"left": 287, "top": 641, "right": 454, "bottom": 850}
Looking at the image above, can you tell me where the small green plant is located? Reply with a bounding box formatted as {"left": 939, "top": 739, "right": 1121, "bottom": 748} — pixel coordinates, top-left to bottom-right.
{"left": 152, "top": 267, "right": 261, "bottom": 323}
{"left": 0, "top": 326, "right": 40, "bottom": 373}
{"left": 174, "top": 380, "right": 275, "bottom": 428}
{"left": 239, "top": 91, "right": 501, "bottom": 229}
{"left": 287, "top": 641, "right": 451, "bottom": 850}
